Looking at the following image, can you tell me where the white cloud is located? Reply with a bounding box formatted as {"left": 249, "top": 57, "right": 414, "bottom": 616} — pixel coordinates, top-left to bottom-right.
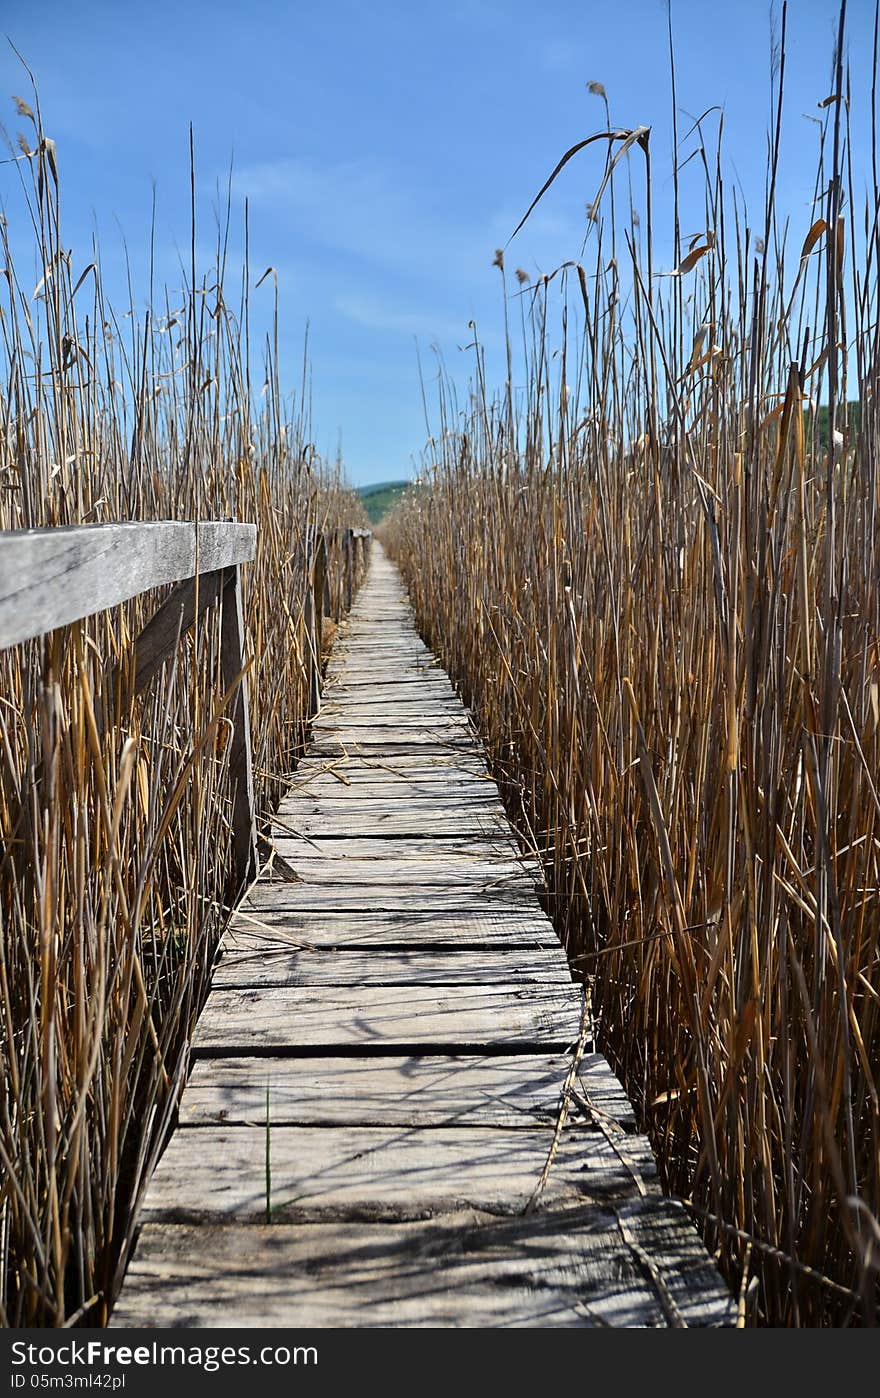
{"left": 232, "top": 154, "right": 587, "bottom": 288}
{"left": 334, "top": 290, "right": 474, "bottom": 342}
{"left": 232, "top": 156, "right": 469, "bottom": 278}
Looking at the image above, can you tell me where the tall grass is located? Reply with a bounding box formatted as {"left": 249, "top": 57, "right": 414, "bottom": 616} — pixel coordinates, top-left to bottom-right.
{"left": 387, "top": 3, "right": 880, "bottom": 1324}
{"left": 0, "top": 92, "right": 366, "bottom": 1324}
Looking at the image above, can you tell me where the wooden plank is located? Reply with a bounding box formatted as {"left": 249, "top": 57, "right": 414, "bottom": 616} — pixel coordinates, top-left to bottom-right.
{"left": 140, "top": 1124, "right": 655, "bottom": 1224}
{"left": 312, "top": 717, "right": 472, "bottom": 733}
{"left": 332, "top": 646, "right": 431, "bottom": 660}
{"left": 179, "top": 1053, "right": 575, "bottom": 1126}
{"left": 239, "top": 884, "right": 548, "bottom": 912}
{"left": 192, "top": 983, "right": 584, "bottom": 1053}
{"left": 310, "top": 720, "right": 479, "bottom": 736}
{"left": 210, "top": 947, "right": 571, "bottom": 989}
{"left": 324, "top": 678, "right": 457, "bottom": 694}
{"left": 317, "top": 702, "right": 466, "bottom": 719}
{"left": 0, "top": 520, "right": 256, "bottom": 649}
{"left": 284, "top": 815, "right": 511, "bottom": 838}
{"left": 318, "top": 690, "right": 460, "bottom": 706}
{"left": 268, "top": 836, "right": 529, "bottom": 860}
{"left": 285, "top": 818, "right": 511, "bottom": 839}
{"left": 268, "top": 836, "right": 526, "bottom": 862}
{"left": 327, "top": 660, "right": 437, "bottom": 675}
{"left": 112, "top": 1203, "right": 735, "bottom": 1328}
{"left": 179, "top": 1052, "right": 635, "bottom": 1129}
{"left": 288, "top": 763, "right": 495, "bottom": 787}
{"left": 227, "top": 905, "right": 560, "bottom": 950}
{"left": 286, "top": 777, "right": 498, "bottom": 799}
{"left": 285, "top": 794, "right": 506, "bottom": 812}
{"left": 283, "top": 790, "right": 507, "bottom": 810}
{"left": 326, "top": 669, "right": 444, "bottom": 682}
{"left": 330, "top": 644, "right": 434, "bottom": 654}
{"left": 284, "top": 787, "right": 499, "bottom": 808}
{"left": 324, "top": 671, "right": 442, "bottom": 685}
{"left": 284, "top": 795, "right": 508, "bottom": 815}
{"left": 263, "top": 856, "right": 538, "bottom": 889}
{"left": 309, "top": 739, "right": 484, "bottom": 757}
{"left": 325, "top": 657, "right": 440, "bottom": 672}
{"left": 321, "top": 693, "right": 460, "bottom": 709}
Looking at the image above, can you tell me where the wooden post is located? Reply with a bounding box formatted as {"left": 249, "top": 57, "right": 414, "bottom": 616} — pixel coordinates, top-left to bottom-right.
{"left": 220, "top": 565, "right": 258, "bottom": 892}
{"left": 322, "top": 536, "right": 332, "bottom": 620}
{"left": 313, "top": 533, "right": 327, "bottom": 630}
{"left": 309, "top": 534, "right": 327, "bottom": 716}
{"left": 124, "top": 569, "right": 225, "bottom": 697}
{"left": 344, "top": 528, "right": 353, "bottom": 613}
{"left": 303, "top": 536, "right": 321, "bottom": 719}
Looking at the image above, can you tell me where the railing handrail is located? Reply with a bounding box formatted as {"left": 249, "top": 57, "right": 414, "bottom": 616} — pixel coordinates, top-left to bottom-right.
{"left": 0, "top": 520, "right": 256, "bottom": 651}
{"left": 0, "top": 517, "right": 371, "bottom": 895}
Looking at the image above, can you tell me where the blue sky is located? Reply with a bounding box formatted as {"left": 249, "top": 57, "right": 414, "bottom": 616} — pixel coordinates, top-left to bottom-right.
{"left": 1, "top": 1, "right": 876, "bottom": 485}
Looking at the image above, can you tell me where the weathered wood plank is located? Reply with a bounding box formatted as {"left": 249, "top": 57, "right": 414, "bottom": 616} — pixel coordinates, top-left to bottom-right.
{"left": 317, "top": 704, "right": 467, "bottom": 721}
{"left": 287, "top": 786, "right": 499, "bottom": 807}
{"left": 284, "top": 792, "right": 501, "bottom": 815}
{"left": 324, "top": 678, "right": 457, "bottom": 695}
{"left": 281, "top": 819, "right": 512, "bottom": 839}
{"left": 193, "top": 983, "right": 584, "bottom": 1053}
{"left": 312, "top": 720, "right": 473, "bottom": 738}
{"left": 263, "top": 857, "right": 539, "bottom": 889}
{"left": 140, "top": 1124, "right": 655, "bottom": 1224}
{"left": 179, "top": 1053, "right": 635, "bottom": 1129}
{"left": 280, "top": 797, "right": 509, "bottom": 817}
{"left": 227, "top": 905, "right": 560, "bottom": 949}
{"left": 112, "top": 1203, "right": 735, "bottom": 1328}
{"left": 0, "top": 520, "right": 256, "bottom": 649}
{"left": 312, "top": 726, "right": 473, "bottom": 744}
{"left": 211, "top": 946, "right": 571, "bottom": 989}
{"left": 240, "top": 883, "right": 550, "bottom": 912}
{"left": 287, "top": 765, "right": 496, "bottom": 789}
{"left": 321, "top": 684, "right": 459, "bottom": 698}
{"left": 270, "top": 833, "right": 521, "bottom": 855}
{"left": 325, "top": 660, "right": 443, "bottom": 676}
{"left": 332, "top": 647, "right": 432, "bottom": 662}
{"left": 180, "top": 1053, "right": 572, "bottom": 1126}
{"left": 283, "top": 792, "right": 507, "bottom": 812}
{"left": 309, "top": 739, "right": 485, "bottom": 758}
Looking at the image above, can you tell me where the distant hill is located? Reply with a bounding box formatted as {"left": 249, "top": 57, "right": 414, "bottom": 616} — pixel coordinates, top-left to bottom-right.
{"left": 357, "top": 479, "right": 410, "bottom": 524}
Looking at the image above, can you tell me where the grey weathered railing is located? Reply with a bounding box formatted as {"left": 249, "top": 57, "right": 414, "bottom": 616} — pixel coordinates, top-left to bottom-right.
{"left": 322, "top": 526, "right": 372, "bottom": 618}
{"left": 303, "top": 526, "right": 372, "bottom": 715}
{"left": 0, "top": 520, "right": 259, "bottom": 892}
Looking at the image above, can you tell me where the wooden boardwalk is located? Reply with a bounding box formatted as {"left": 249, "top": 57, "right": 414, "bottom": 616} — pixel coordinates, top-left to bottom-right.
{"left": 113, "top": 546, "right": 734, "bottom": 1328}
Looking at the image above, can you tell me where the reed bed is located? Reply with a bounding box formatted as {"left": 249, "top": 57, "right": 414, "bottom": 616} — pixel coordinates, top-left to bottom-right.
{"left": 0, "top": 97, "right": 367, "bottom": 1324}
{"left": 386, "top": 6, "right": 880, "bottom": 1324}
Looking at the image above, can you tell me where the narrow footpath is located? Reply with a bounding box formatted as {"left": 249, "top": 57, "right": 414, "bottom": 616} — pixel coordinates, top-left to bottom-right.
{"left": 113, "top": 546, "right": 734, "bottom": 1327}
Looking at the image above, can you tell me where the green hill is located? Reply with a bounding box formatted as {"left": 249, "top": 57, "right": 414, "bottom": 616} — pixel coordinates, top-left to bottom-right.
{"left": 357, "top": 479, "right": 410, "bottom": 524}
{"left": 807, "top": 401, "right": 860, "bottom": 451}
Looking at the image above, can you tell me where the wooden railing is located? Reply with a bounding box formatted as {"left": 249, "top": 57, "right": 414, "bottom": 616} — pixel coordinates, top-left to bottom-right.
{"left": 0, "top": 520, "right": 259, "bottom": 892}
{"left": 0, "top": 518, "right": 372, "bottom": 895}
{"left": 305, "top": 526, "right": 372, "bottom": 713}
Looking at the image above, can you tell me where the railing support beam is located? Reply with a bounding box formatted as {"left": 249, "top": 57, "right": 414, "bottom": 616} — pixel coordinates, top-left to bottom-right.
{"left": 220, "top": 565, "right": 258, "bottom": 893}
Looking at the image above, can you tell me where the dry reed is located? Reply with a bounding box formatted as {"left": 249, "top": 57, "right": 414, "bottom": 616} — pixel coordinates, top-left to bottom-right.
{"left": 386, "top": 1, "right": 880, "bottom": 1324}
{"left": 0, "top": 91, "right": 366, "bottom": 1324}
